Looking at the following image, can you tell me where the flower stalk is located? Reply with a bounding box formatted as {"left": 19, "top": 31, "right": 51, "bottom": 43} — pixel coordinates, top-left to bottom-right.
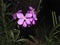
{"left": 1, "top": 0, "right": 8, "bottom": 40}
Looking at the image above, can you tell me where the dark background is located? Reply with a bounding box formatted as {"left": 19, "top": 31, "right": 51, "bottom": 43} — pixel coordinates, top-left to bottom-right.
{"left": 3, "top": 0, "right": 60, "bottom": 41}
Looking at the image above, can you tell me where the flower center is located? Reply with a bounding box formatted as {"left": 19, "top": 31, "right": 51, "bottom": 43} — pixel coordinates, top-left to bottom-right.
{"left": 23, "top": 16, "right": 26, "bottom": 20}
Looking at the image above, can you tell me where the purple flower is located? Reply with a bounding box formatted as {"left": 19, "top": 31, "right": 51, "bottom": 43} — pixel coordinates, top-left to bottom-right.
{"left": 12, "top": 10, "right": 22, "bottom": 20}
{"left": 29, "top": 6, "right": 37, "bottom": 24}
{"left": 13, "top": 6, "right": 37, "bottom": 27}
{"left": 17, "top": 12, "right": 32, "bottom": 27}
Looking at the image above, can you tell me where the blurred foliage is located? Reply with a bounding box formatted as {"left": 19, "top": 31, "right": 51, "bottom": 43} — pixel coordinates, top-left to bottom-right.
{"left": 0, "top": 0, "right": 60, "bottom": 45}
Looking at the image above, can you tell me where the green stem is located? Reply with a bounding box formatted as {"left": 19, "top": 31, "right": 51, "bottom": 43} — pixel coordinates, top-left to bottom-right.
{"left": 54, "top": 11, "right": 58, "bottom": 25}
{"left": 37, "top": 0, "right": 41, "bottom": 10}
{"left": 49, "top": 23, "right": 60, "bottom": 37}
{"left": 51, "top": 30, "right": 60, "bottom": 37}
{"left": 1, "top": 0, "right": 8, "bottom": 41}
{"left": 52, "top": 12, "right": 55, "bottom": 27}
{"left": 36, "top": 0, "right": 42, "bottom": 13}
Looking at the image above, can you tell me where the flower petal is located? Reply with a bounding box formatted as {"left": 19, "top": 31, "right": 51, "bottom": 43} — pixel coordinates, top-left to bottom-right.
{"left": 26, "top": 19, "right": 31, "bottom": 25}
{"left": 17, "top": 13, "right": 24, "bottom": 19}
{"left": 32, "top": 20, "right": 35, "bottom": 25}
{"left": 33, "top": 13, "right": 37, "bottom": 20}
{"left": 13, "top": 13, "right": 17, "bottom": 20}
{"left": 29, "top": 6, "right": 33, "bottom": 10}
{"left": 23, "top": 22, "right": 27, "bottom": 27}
{"left": 29, "top": 18, "right": 33, "bottom": 22}
{"left": 17, "top": 19, "right": 24, "bottom": 25}
{"left": 17, "top": 10, "right": 22, "bottom": 13}
{"left": 29, "top": 6, "right": 35, "bottom": 11}
{"left": 25, "top": 13, "right": 32, "bottom": 18}
{"left": 29, "top": 10, "right": 37, "bottom": 20}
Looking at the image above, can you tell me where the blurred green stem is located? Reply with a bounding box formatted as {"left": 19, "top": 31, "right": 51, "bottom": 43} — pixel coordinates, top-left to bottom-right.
{"left": 1, "top": 0, "right": 6, "bottom": 30}
{"left": 54, "top": 12, "right": 57, "bottom": 25}
{"left": 52, "top": 11, "right": 58, "bottom": 27}
{"left": 1, "top": 0, "right": 8, "bottom": 41}
{"left": 52, "top": 12, "right": 55, "bottom": 27}
{"left": 49, "top": 11, "right": 58, "bottom": 38}
{"left": 37, "top": 0, "right": 41, "bottom": 10}
{"left": 36, "top": 0, "right": 42, "bottom": 13}
{"left": 49, "top": 23, "right": 60, "bottom": 38}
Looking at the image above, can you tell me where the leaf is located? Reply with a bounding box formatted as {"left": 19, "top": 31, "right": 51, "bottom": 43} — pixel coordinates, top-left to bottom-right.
{"left": 37, "top": 0, "right": 42, "bottom": 11}
{"left": 29, "top": 35, "right": 38, "bottom": 44}
{"left": 10, "top": 30, "right": 14, "bottom": 39}
{"left": 49, "top": 23, "right": 60, "bottom": 37}
{"left": 17, "top": 39, "right": 29, "bottom": 42}
{"left": 15, "top": 30, "right": 20, "bottom": 40}
{"left": 45, "top": 36, "right": 49, "bottom": 42}
{"left": 52, "top": 30, "right": 60, "bottom": 37}
{"left": 36, "top": 10, "right": 40, "bottom": 14}
{"left": 45, "top": 36, "right": 53, "bottom": 42}
{"left": 52, "top": 11, "right": 56, "bottom": 27}
{"left": 54, "top": 11, "right": 57, "bottom": 25}
{"left": 29, "top": 35, "right": 35, "bottom": 41}
{"left": 7, "top": 3, "right": 11, "bottom": 8}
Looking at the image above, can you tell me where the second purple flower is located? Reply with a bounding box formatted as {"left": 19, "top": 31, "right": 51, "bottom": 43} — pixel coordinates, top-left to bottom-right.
{"left": 13, "top": 6, "right": 37, "bottom": 27}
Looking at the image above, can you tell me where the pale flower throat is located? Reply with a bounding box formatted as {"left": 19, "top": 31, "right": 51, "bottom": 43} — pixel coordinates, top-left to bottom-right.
{"left": 23, "top": 16, "right": 26, "bottom": 20}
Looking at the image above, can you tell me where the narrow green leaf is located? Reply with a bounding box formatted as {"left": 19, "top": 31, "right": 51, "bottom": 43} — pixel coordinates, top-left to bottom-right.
{"left": 37, "top": 0, "right": 42, "bottom": 11}
{"left": 29, "top": 35, "right": 38, "bottom": 44}
{"left": 54, "top": 11, "right": 58, "bottom": 25}
{"left": 45, "top": 36, "right": 49, "bottom": 42}
{"left": 7, "top": 3, "right": 11, "bottom": 8}
{"left": 52, "top": 11, "right": 55, "bottom": 27}
{"left": 29, "top": 35, "right": 35, "bottom": 41}
{"left": 17, "top": 39, "right": 29, "bottom": 42}
{"left": 36, "top": 10, "right": 40, "bottom": 14}
{"left": 52, "top": 30, "right": 60, "bottom": 37}
{"left": 10, "top": 30, "right": 14, "bottom": 39}
{"left": 15, "top": 30, "right": 20, "bottom": 40}
{"left": 49, "top": 23, "right": 60, "bottom": 36}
